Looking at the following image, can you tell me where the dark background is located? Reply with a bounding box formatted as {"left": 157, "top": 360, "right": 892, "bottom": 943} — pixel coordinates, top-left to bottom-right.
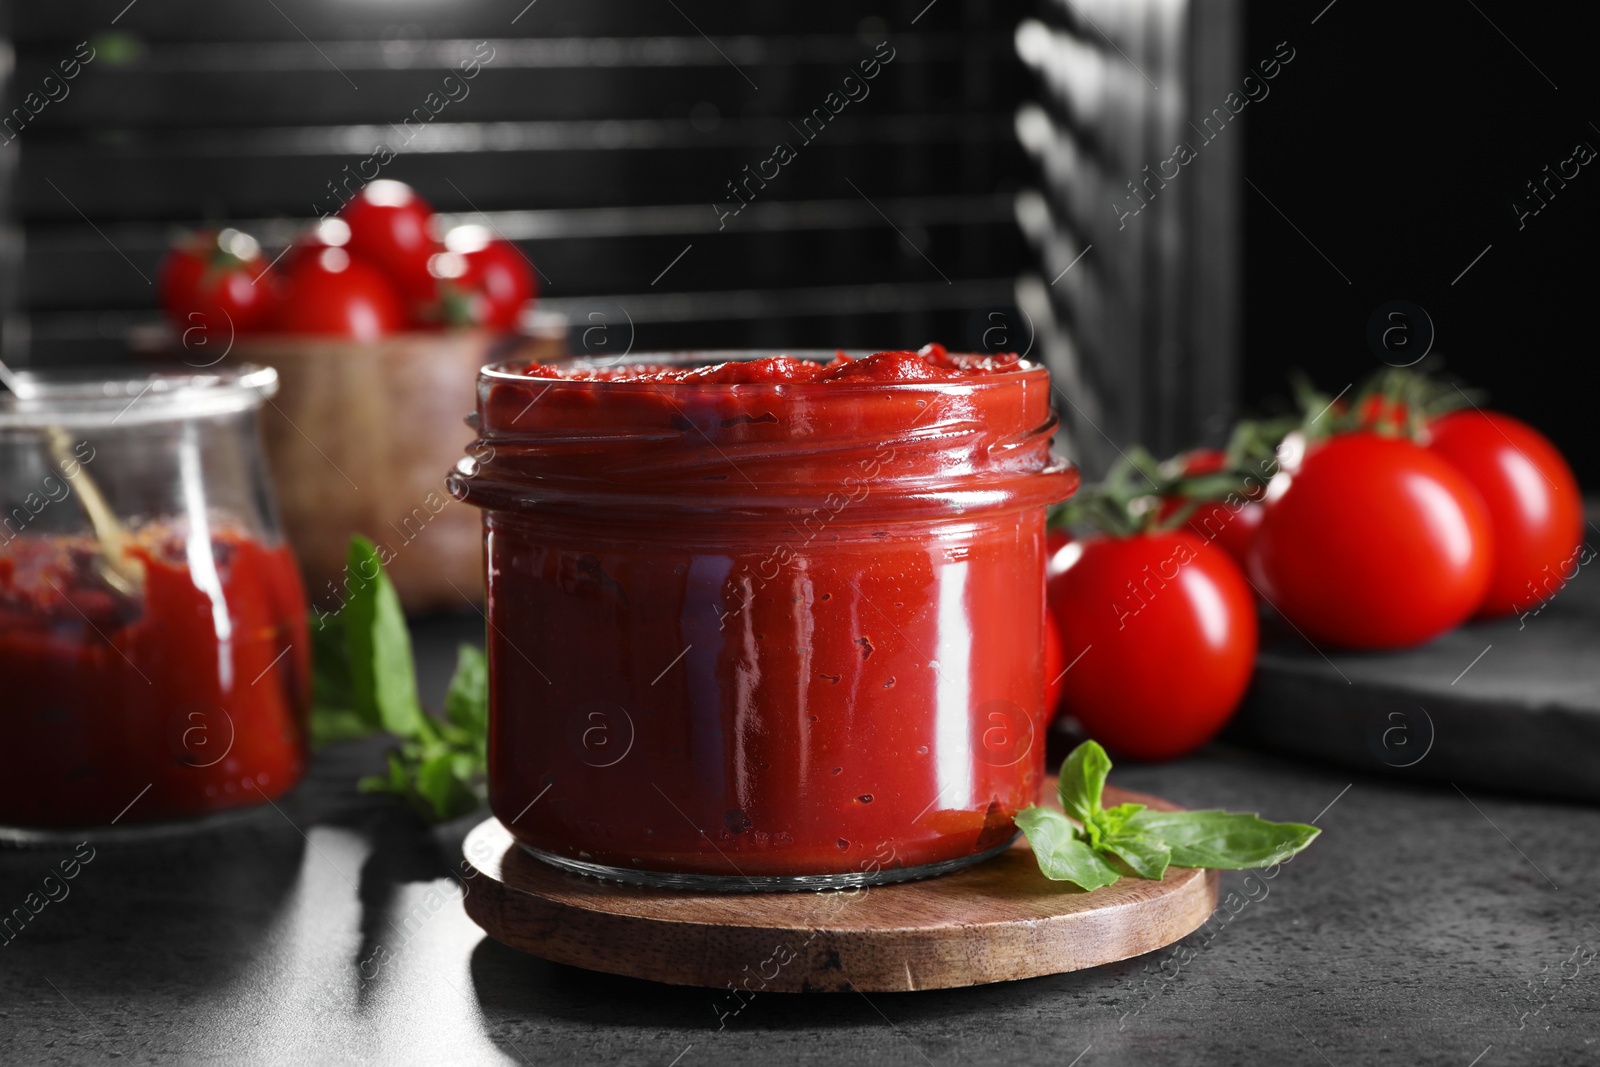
{"left": 2, "top": 1, "right": 1596, "bottom": 481}
{"left": 1243, "top": 2, "right": 1599, "bottom": 482}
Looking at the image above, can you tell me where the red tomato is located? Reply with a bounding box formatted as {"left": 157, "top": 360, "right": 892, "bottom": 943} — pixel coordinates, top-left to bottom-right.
{"left": 1325, "top": 393, "right": 1415, "bottom": 431}
{"left": 1250, "top": 432, "right": 1492, "bottom": 648}
{"left": 1043, "top": 608, "right": 1065, "bottom": 716}
{"left": 1046, "top": 527, "right": 1073, "bottom": 561}
{"left": 339, "top": 180, "right": 441, "bottom": 305}
{"left": 158, "top": 229, "right": 279, "bottom": 336}
{"left": 279, "top": 217, "right": 351, "bottom": 276}
{"left": 1184, "top": 498, "right": 1265, "bottom": 569}
{"left": 1427, "top": 410, "right": 1583, "bottom": 618}
{"left": 1178, "top": 447, "right": 1228, "bottom": 476}
{"left": 271, "top": 247, "right": 405, "bottom": 341}
{"left": 1353, "top": 394, "right": 1413, "bottom": 430}
{"left": 466, "top": 238, "right": 536, "bottom": 329}
{"left": 1046, "top": 532, "right": 1257, "bottom": 760}
{"left": 425, "top": 226, "right": 537, "bottom": 330}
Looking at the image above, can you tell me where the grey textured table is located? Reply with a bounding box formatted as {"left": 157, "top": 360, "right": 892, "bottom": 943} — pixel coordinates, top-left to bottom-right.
{"left": 3, "top": 613, "right": 1598, "bottom": 1067}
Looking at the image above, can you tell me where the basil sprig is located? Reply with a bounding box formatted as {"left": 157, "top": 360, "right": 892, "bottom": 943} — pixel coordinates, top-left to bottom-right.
{"left": 1015, "top": 741, "right": 1320, "bottom": 891}
{"left": 310, "top": 536, "right": 489, "bottom": 822}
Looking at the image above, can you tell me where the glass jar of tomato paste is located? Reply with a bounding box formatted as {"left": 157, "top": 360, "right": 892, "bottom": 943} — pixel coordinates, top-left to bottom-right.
{"left": 0, "top": 367, "right": 310, "bottom": 834}
{"left": 450, "top": 348, "right": 1077, "bottom": 888}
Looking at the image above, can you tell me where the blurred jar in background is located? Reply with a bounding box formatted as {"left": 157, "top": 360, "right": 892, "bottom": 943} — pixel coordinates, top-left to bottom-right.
{"left": 0, "top": 367, "right": 309, "bottom": 832}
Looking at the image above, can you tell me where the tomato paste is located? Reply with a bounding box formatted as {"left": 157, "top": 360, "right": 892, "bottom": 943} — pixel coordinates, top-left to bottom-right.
{"left": 0, "top": 528, "right": 310, "bottom": 828}
{"left": 452, "top": 347, "right": 1077, "bottom": 882}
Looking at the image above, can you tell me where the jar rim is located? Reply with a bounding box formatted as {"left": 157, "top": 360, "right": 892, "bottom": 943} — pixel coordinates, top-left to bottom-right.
{"left": 457, "top": 348, "right": 1075, "bottom": 521}
{"left": 479, "top": 350, "right": 1049, "bottom": 391}
{"left": 0, "top": 365, "right": 279, "bottom": 429}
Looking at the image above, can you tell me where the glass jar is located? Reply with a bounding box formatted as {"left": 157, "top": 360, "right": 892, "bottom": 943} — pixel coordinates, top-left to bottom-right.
{"left": 0, "top": 366, "right": 310, "bottom": 832}
{"left": 449, "top": 352, "right": 1078, "bottom": 889}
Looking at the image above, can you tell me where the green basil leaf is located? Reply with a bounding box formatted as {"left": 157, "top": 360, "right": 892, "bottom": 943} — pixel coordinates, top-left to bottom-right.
{"left": 305, "top": 607, "right": 356, "bottom": 726}
{"left": 362, "top": 746, "right": 484, "bottom": 822}
{"left": 358, "top": 750, "right": 411, "bottom": 795}
{"left": 342, "top": 536, "right": 428, "bottom": 740}
{"left": 1102, "top": 832, "right": 1171, "bottom": 880}
{"left": 1093, "top": 802, "right": 1146, "bottom": 837}
{"left": 445, "top": 643, "right": 489, "bottom": 737}
{"left": 309, "top": 609, "right": 371, "bottom": 746}
{"left": 311, "top": 708, "right": 376, "bottom": 748}
{"left": 1014, "top": 807, "right": 1122, "bottom": 891}
{"left": 320, "top": 537, "right": 490, "bottom": 825}
{"left": 1057, "top": 740, "right": 1112, "bottom": 823}
{"left": 415, "top": 748, "right": 467, "bottom": 820}
{"left": 1128, "top": 809, "right": 1320, "bottom": 869}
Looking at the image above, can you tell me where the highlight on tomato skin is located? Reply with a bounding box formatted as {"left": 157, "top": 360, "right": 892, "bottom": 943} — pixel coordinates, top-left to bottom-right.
{"left": 1046, "top": 531, "right": 1258, "bottom": 761}
{"left": 1425, "top": 409, "right": 1584, "bottom": 619}
{"left": 1247, "top": 432, "right": 1494, "bottom": 650}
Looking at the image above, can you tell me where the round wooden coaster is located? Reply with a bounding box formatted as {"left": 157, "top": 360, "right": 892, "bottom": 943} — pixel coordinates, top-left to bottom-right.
{"left": 461, "top": 784, "right": 1219, "bottom": 992}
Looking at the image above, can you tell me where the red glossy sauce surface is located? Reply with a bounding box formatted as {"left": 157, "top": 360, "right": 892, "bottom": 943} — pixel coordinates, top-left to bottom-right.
{"left": 458, "top": 350, "right": 1077, "bottom": 878}
{"left": 517, "top": 344, "right": 1023, "bottom": 384}
{"left": 0, "top": 528, "right": 310, "bottom": 827}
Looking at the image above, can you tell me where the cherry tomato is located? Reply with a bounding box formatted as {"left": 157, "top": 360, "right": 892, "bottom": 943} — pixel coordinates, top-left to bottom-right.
{"left": 271, "top": 247, "right": 405, "bottom": 341}
{"left": 1043, "top": 608, "right": 1065, "bottom": 716}
{"left": 279, "top": 217, "right": 351, "bottom": 277}
{"left": 1427, "top": 410, "right": 1583, "bottom": 618}
{"left": 338, "top": 180, "right": 441, "bottom": 305}
{"left": 158, "top": 229, "right": 279, "bottom": 337}
{"left": 1046, "top": 532, "right": 1257, "bottom": 760}
{"left": 1185, "top": 499, "right": 1264, "bottom": 569}
{"left": 424, "top": 226, "right": 537, "bottom": 330}
{"left": 1250, "top": 432, "right": 1492, "bottom": 649}
{"left": 1046, "top": 528, "right": 1073, "bottom": 559}
{"left": 1351, "top": 394, "right": 1413, "bottom": 430}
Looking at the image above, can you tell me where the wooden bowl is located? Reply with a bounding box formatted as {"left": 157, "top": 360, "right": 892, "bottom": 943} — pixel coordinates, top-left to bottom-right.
{"left": 234, "top": 331, "right": 561, "bottom": 613}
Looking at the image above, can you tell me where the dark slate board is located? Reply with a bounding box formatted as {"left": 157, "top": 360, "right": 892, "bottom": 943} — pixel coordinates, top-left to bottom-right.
{"left": 1229, "top": 520, "right": 1600, "bottom": 803}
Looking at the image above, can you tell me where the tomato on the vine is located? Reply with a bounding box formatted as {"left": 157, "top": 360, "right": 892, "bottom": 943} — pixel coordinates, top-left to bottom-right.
{"left": 1426, "top": 409, "right": 1583, "bottom": 618}
{"left": 1186, "top": 499, "right": 1265, "bottom": 570}
{"left": 1328, "top": 393, "right": 1416, "bottom": 432}
{"left": 1159, "top": 448, "right": 1266, "bottom": 569}
{"left": 339, "top": 180, "right": 441, "bottom": 306}
{"left": 158, "top": 229, "right": 279, "bottom": 337}
{"left": 1046, "top": 527, "right": 1073, "bottom": 559}
{"left": 1046, "top": 532, "right": 1257, "bottom": 760}
{"left": 1249, "top": 432, "right": 1492, "bottom": 648}
{"left": 271, "top": 247, "right": 405, "bottom": 340}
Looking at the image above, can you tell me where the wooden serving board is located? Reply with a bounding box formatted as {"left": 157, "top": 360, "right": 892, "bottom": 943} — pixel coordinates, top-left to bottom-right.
{"left": 461, "top": 783, "right": 1219, "bottom": 992}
